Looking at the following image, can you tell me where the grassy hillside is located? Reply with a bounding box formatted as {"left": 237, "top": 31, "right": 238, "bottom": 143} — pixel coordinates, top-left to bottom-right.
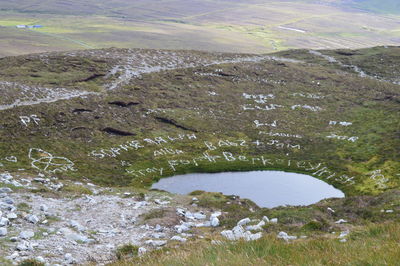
{"left": 0, "top": 46, "right": 398, "bottom": 197}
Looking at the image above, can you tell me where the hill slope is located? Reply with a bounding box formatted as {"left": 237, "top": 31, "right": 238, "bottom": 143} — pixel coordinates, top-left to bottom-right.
{"left": 0, "top": 46, "right": 399, "bottom": 196}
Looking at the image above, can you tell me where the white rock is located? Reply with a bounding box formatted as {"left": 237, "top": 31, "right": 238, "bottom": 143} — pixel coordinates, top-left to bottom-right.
{"left": 25, "top": 214, "right": 40, "bottom": 224}
{"left": 270, "top": 218, "right": 278, "bottom": 223}
{"left": 385, "top": 210, "right": 394, "bottom": 213}
{"left": 211, "top": 217, "right": 219, "bottom": 227}
{"left": 237, "top": 218, "right": 251, "bottom": 226}
{"left": 0, "top": 217, "right": 9, "bottom": 226}
{"left": 36, "top": 256, "right": 45, "bottom": 263}
{"left": 39, "top": 204, "right": 48, "bottom": 212}
{"left": 339, "top": 238, "right": 347, "bottom": 243}
{"left": 0, "top": 227, "right": 7, "bottom": 236}
{"left": 193, "top": 212, "right": 206, "bottom": 220}
{"left": 171, "top": 235, "right": 187, "bottom": 242}
{"left": 145, "top": 240, "right": 167, "bottom": 247}
{"left": 7, "top": 213, "right": 17, "bottom": 219}
{"left": 195, "top": 221, "right": 211, "bottom": 227}
{"left": 3, "top": 197, "right": 14, "bottom": 205}
{"left": 210, "top": 211, "right": 222, "bottom": 219}
{"left": 69, "top": 220, "right": 85, "bottom": 231}
{"left": 0, "top": 187, "right": 12, "bottom": 193}
{"left": 8, "top": 251, "right": 19, "bottom": 260}
{"left": 176, "top": 208, "right": 186, "bottom": 216}
{"left": 151, "top": 232, "right": 166, "bottom": 239}
{"left": 138, "top": 247, "right": 147, "bottom": 256}
{"left": 221, "top": 230, "right": 235, "bottom": 241}
{"left": 154, "top": 224, "right": 163, "bottom": 232}
{"left": 327, "top": 207, "right": 335, "bottom": 213}
{"left": 16, "top": 241, "right": 33, "bottom": 251}
{"left": 277, "top": 231, "right": 297, "bottom": 241}
{"left": 335, "top": 219, "right": 347, "bottom": 224}
{"left": 244, "top": 231, "right": 262, "bottom": 241}
{"left": 64, "top": 253, "right": 76, "bottom": 264}
{"left": 262, "top": 216, "right": 270, "bottom": 222}
{"left": 339, "top": 231, "right": 349, "bottom": 239}
{"left": 175, "top": 222, "right": 194, "bottom": 233}
{"left": 19, "top": 230, "right": 35, "bottom": 240}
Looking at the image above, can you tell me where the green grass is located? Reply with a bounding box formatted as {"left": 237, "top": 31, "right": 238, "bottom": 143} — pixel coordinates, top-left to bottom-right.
{"left": 111, "top": 221, "right": 400, "bottom": 265}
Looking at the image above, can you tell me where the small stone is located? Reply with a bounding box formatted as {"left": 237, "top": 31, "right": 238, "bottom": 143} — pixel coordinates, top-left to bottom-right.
{"left": 39, "top": 204, "right": 48, "bottom": 212}
{"left": 335, "top": 219, "right": 347, "bottom": 224}
{"left": 19, "top": 230, "right": 35, "bottom": 240}
{"left": 270, "top": 218, "right": 278, "bottom": 223}
{"left": 138, "top": 247, "right": 147, "bottom": 256}
{"left": 69, "top": 220, "right": 85, "bottom": 232}
{"left": 237, "top": 218, "right": 251, "bottom": 226}
{"left": 65, "top": 253, "right": 76, "bottom": 264}
{"left": 262, "top": 216, "right": 270, "bottom": 222}
{"left": 0, "top": 217, "right": 9, "bottom": 226}
{"left": 277, "top": 231, "right": 297, "bottom": 241}
{"left": 9, "top": 251, "right": 19, "bottom": 260}
{"left": 210, "top": 211, "right": 222, "bottom": 219}
{"left": 0, "top": 187, "right": 12, "bottom": 193}
{"left": 154, "top": 224, "right": 163, "bottom": 232}
{"left": 385, "top": 210, "right": 394, "bottom": 213}
{"left": 36, "top": 256, "right": 45, "bottom": 263}
{"left": 339, "top": 238, "right": 347, "bottom": 243}
{"left": 25, "top": 214, "right": 40, "bottom": 224}
{"left": 3, "top": 198, "right": 14, "bottom": 205}
{"left": 145, "top": 240, "right": 167, "bottom": 247}
{"left": 193, "top": 212, "right": 206, "bottom": 220}
{"left": 327, "top": 207, "right": 335, "bottom": 213}
{"left": 7, "top": 213, "right": 17, "bottom": 220}
{"left": 171, "top": 235, "right": 187, "bottom": 242}
{"left": 16, "top": 241, "right": 33, "bottom": 251}
{"left": 221, "top": 230, "right": 235, "bottom": 241}
{"left": 210, "top": 217, "right": 219, "bottom": 227}
{"left": 10, "top": 237, "right": 18, "bottom": 242}
{"left": 0, "top": 227, "right": 7, "bottom": 236}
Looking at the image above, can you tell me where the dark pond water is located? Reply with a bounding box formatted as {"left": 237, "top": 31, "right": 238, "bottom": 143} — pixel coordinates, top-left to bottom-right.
{"left": 152, "top": 171, "right": 344, "bottom": 208}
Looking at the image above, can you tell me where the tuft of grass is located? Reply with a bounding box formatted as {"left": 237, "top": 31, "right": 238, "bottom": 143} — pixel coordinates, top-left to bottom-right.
{"left": 62, "top": 184, "right": 93, "bottom": 195}
{"left": 141, "top": 209, "right": 167, "bottom": 221}
{"left": 18, "top": 259, "right": 45, "bottom": 266}
{"left": 116, "top": 244, "right": 139, "bottom": 260}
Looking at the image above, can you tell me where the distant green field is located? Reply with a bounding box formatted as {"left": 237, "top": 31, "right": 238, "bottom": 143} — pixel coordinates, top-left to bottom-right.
{"left": 349, "top": 0, "right": 400, "bottom": 14}
{"left": 0, "top": 0, "right": 399, "bottom": 57}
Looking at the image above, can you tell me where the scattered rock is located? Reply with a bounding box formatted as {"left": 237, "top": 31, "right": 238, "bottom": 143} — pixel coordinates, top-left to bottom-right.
{"left": 277, "top": 231, "right": 297, "bottom": 241}
{"left": 39, "top": 204, "right": 49, "bottom": 212}
{"left": 65, "top": 253, "right": 76, "bottom": 264}
{"left": 0, "top": 227, "right": 7, "bottom": 236}
{"left": 0, "top": 217, "right": 9, "bottom": 226}
{"left": 19, "top": 230, "right": 35, "bottom": 240}
{"left": 210, "top": 217, "right": 219, "bottom": 227}
{"left": 25, "top": 214, "right": 40, "bottom": 224}
{"left": 237, "top": 218, "right": 251, "bottom": 226}
{"left": 171, "top": 235, "right": 187, "bottom": 242}
{"left": 145, "top": 239, "right": 167, "bottom": 247}
{"left": 138, "top": 247, "right": 147, "bottom": 256}
{"left": 335, "top": 219, "right": 347, "bottom": 224}
{"left": 36, "top": 256, "right": 46, "bottom": 263}
{"left": 16, "top": 241, "right": 33, "bottom": 251}
{"left": 7, "top": 212, "right": 17, "bottom": 219}
{"left": 270, "top": 218, "right": 278, "bottom": 223}
{"left": 0, "top": 187, "right": 12, "bottom": 193}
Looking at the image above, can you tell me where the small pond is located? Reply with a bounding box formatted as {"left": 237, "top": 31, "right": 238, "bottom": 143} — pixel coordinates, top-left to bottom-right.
{"left": 152, "top": 171, "right": 344, "bottom": 208}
